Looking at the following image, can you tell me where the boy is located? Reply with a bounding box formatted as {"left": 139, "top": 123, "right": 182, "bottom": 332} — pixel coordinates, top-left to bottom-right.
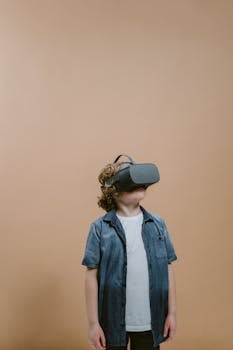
{"left": 81, "top": 155, "right": 178, "bottom": 350}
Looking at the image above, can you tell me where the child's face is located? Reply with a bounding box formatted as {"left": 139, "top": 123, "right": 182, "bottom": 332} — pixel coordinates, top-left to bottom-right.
{"left": 116, "top": 187, "right": 147, "bottom": 206}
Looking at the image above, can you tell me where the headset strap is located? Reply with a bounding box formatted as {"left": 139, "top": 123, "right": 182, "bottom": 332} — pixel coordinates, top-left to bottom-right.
{"left": 113, "top": 154, "right": 135, "bottom": 164}
{"left": 103, "top": 154, "right": 134, "bottom": 187}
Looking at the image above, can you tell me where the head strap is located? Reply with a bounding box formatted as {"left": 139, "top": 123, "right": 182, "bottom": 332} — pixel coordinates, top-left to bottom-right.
{"left": 113, "top": 154, "right": 135, "bottom": 164}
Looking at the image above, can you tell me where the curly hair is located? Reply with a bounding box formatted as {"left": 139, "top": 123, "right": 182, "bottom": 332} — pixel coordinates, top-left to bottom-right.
{"left": 97, "top": 161, "right": 125, "bottom": 212}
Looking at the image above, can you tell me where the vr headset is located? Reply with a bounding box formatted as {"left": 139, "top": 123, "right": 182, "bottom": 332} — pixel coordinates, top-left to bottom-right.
{"left": 102, "top": 154, "right": 160, "bottom": 192}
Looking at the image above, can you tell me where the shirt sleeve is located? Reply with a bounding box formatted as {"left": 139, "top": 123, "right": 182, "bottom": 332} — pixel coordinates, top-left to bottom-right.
{"left": 161, "top": 218, "right": 178, "bottom": 264}
{"left": 81, "top": 222, "right": 101, "bottom": 268}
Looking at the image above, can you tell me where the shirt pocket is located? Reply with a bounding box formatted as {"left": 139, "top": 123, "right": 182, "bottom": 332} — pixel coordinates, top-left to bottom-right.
{"left": 154, "top": 235, "right": 167, "bottom": 258}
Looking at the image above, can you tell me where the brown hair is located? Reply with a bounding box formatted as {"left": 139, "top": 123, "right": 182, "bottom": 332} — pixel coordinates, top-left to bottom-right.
{"left": 97, "top": 162, "right": 124, "bottom": 212}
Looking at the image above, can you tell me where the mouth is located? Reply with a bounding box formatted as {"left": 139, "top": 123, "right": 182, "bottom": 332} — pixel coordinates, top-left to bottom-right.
{"left": 136, "top": 187, "right": 146, "bottom": 191}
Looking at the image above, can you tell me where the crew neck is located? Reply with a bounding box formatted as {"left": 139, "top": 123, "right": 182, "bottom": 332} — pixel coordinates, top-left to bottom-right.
{"left": 116, "top": 210, "right": 143, "bottom": 219}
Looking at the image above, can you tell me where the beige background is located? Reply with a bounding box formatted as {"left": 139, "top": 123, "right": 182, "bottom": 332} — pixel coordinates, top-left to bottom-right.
{"left": 1, "top": 1, "right": 233, "bottom": 350}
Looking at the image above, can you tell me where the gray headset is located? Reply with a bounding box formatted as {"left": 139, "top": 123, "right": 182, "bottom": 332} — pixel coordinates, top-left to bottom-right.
{"left": 103, "top": 154, "right": 160, "bottom": 191}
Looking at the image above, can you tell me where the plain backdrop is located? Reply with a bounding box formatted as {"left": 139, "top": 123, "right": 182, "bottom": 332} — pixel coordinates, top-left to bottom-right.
{"left": 0, "top": 1, "right": 233, "bottom": 350}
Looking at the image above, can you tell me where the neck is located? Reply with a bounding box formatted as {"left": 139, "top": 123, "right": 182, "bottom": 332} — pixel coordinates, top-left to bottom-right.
{"left": 116, "top": 203, "right": 142, "bottom": 217}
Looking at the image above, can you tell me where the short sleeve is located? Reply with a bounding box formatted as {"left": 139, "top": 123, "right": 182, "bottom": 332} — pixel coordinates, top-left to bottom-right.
{"left": 81, "top": 222, "right": 101, "bottom": 268}
{"left": 161, "top": 218, "right": 178, "bottom": 264}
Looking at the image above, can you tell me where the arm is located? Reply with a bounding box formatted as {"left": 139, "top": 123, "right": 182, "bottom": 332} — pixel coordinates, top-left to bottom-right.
{"left": 160, "top": 217, "right": 178, "bottom": 341}
{"left": 168, "top": 263, "right": 176, "bottom": 316}
{"left": 84, "top": 267, "right": 99, "bottom": 327}
{"left": 84, "top": 267, "right": 106, "bottom": 350}
{"left": 163, "top": 263, "right": 177, "bottom": 342}
{"left": 81, "top": 222, "right": 105, "bottom": 349}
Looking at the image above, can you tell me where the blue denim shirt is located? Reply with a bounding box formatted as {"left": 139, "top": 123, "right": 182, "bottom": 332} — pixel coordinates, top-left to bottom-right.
{"left": 81, "top": 205, "right": 178, "bottom": 349}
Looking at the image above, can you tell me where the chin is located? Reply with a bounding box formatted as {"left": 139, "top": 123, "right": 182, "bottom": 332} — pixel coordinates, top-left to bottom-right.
{"left": 135, "top": 192, "right": 146, "bottom": 200}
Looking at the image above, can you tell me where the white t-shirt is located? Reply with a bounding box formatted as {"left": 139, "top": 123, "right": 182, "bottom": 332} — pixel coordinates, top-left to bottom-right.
{"left": 116, "top": 210, "right": 151, "bottom": 331}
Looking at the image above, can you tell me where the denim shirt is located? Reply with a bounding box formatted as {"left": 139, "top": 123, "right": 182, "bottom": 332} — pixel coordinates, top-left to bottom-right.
{"left": 81, "top": 205, "right": 178, "bottom": 349}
